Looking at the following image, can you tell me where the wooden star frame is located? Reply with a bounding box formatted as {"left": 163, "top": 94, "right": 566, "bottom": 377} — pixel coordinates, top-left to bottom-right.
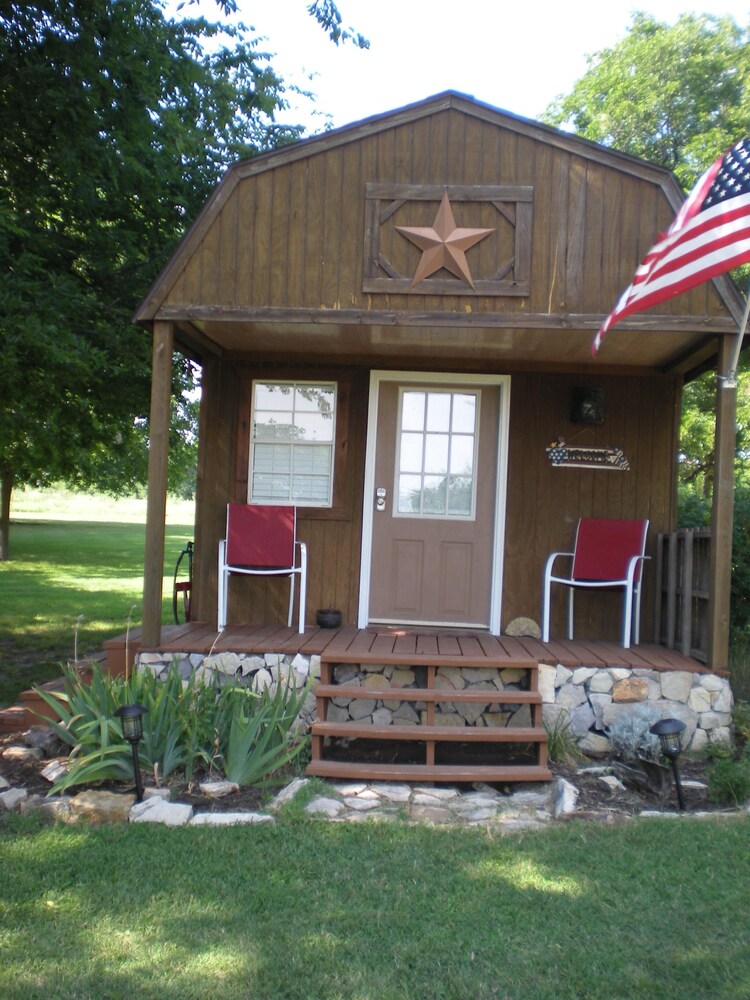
{"left": 363, "top": 183, "right": 533, "bottom": 296}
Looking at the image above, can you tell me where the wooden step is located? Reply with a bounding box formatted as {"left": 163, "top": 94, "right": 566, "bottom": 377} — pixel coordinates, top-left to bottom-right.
{"left": 312, "top": 723, "right": 547, "bottom": 742}
{"left": 315, "top": 684, "right": 541, "bottom": 704}
{"left": 306, "top": 760, "right": 553, "bottom": 783}
{"left": 322, "top": 652, "right": 538, "bottom": 670}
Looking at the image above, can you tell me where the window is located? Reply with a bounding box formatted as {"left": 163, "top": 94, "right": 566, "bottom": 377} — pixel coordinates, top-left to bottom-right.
{"left": 395, "top": 389, "right": 479, "bottom": 518}
{"left": 249, "top": 381, "right": 336, "bottom": 506}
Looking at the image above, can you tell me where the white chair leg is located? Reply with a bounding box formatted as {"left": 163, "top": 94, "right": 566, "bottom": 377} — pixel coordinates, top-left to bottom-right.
{"left": 297, "top": 543, "right": 307, "bottom": 634}
{"left": 287, "top": 574, "right": 295, "bottom": 628}
{"left": 622, "top": 586, "right": 634, "bottom": 649}
{"left": 217, "top": 540, "right": 227, "bottom": 631}
{"left": 567, "top": 589, "right": 575, "bottom": 640}
{"left": 633, "top": 583, "right": 642, "bottom": 646}
{"left": 542, "top": 579, "right": 551, "bottom": 643}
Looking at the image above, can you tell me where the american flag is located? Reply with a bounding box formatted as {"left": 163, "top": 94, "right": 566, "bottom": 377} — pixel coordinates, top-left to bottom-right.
{"left": 593, "top": 137, "right": 750, "bottom": 354}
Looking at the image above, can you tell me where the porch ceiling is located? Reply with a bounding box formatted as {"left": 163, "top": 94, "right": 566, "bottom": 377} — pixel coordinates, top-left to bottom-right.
{"left": 171, "top": 312, "right": 730, "bottom": 375}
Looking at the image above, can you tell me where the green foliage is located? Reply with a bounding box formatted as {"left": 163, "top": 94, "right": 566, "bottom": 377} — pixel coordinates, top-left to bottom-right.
{"left": 217, "top": 676, "right": 311, "bottom": 787}
{"left": 543, "top": 12, "right": 750, "bottom": 189}
{"left": 706, "top": 741, "right": 750, "bottom": 806}
{"left": 0, "top": 0, "right": 305, "bottom": 553}
{"left": 606, "top": 703, "right": 664, "bottom": 763}
{"left": 543, "top": 711, "right": 583, "bottom": 764}
{"left": 733, "top": 699, "right": 750, "bottom": 748}
{"left": 33, "top": 659, "right": 310, "bottom": 793}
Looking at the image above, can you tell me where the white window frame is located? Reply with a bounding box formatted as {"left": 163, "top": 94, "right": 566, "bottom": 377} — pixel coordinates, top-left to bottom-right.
{"left": 248, "top": 380, "right": 337, "bottom": 507}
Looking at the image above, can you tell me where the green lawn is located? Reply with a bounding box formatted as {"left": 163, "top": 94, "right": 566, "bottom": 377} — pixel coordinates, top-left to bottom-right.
{"left": 0, "top": 812, "right": 748, "bottom": 1000}
{"left": 0, "top": 489, "right": 194, "bottom": 705}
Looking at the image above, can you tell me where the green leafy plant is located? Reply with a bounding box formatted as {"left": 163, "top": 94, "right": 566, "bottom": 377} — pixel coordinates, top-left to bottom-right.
{"left": 606, "top": 703, "right": 664, "bottom": 763}
{"left": 732, "top": 699, "right": 750, "bottom": 749}
{"left": 543, "top": 711, "right": 583, "bottom": 764}
{"left": 707, "top": 742, "right": 750, "bottom": 806}
{"left": 216, "top": 673, "right": 312, "bottom": 787}
{"left": 33, "top": 661, "right": 223, "bottom": 793}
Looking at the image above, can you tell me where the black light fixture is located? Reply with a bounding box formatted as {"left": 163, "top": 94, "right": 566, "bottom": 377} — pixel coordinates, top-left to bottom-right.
{"left": 115, "top": 704, "right": 148, "bottom": 802}
{"left": 570, "top": 386, "right": 605, "bottom": 424}
{"left": 649, "top": 717, "right": 687, "bottom": 811}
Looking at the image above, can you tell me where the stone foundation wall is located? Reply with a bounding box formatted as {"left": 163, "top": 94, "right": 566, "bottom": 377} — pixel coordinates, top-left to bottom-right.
{"left": 539, "top": 663, "right": 733, "bottom": 754}
{"left": 135, "top": 651, "right": 734, "bottom": 753}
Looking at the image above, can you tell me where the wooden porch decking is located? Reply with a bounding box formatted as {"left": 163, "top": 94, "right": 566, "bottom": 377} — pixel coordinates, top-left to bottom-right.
{"left": 125, "top": 621, "right": 718, "bottom": 674}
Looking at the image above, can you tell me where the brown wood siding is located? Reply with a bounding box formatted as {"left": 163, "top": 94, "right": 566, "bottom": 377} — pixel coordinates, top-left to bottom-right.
{"left": 503, "top": 371, "right": 680, "bottom": 642}
{"left": 193, "top": 357, "right": 679, "bottom": 644}
{"left": 164, "top": 109, "right": 730, "bottom": 329}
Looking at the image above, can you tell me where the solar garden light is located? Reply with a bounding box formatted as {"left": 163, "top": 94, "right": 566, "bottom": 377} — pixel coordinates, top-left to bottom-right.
{"left": 649, "top": 717, "right": 687, "bottom": 811}
{"left": 115, "top": 704, "right": 148, "bottom": 803}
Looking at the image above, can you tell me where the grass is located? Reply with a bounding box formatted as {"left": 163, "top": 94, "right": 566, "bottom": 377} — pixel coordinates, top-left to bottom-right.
{"left": 0, "top": 812, "right": 748, "bottom": 999}
{"left": 0, "top": 488, "right": 194, "bottom": 706}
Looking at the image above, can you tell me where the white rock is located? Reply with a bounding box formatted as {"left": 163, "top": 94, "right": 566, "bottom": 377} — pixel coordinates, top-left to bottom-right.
{"left": 599, "top": 775, "right": 627, "bottom": 794}
{"left": 349, "top": 699, "right": 377, "bottom": 720}
{"left": 2, "top": 745, "right": 42, "bottom": 763}
{"left": 41, "top": 760, "right": 68, "bottom": 783}
{"left": 571, "top": 667, "right": 597, "bottom": 686}
{"left": 577, "top": 732, "right": 611, "bottom": 756}
{"left": 370, "top": 783, "right": 411, "bottom": 803}
{"left": 343, "top": 797, "right": 380, "bottom": 811}
{"left": 413, "top": 786, "right": 459, "bottom": 801}
{"left": 556, "top": 665, "right": 573, "bottom": 686}
{"left": 699, "top": 712, "right": 733, "bottom": 730}
{"left": 568, "top": 703, "right": 596, "bottom": 737}
{"left": 688, "top": 728, "right": 709, "bottom": 752}
{"left": 0, "top": 775, "right": 9, "bottom": 790}
{"left": 143, "top": 788, "right": 171, "bottom": 801}
{"left": 552, "top": 778, "right": 579, "bottom": 817}
{"left": 190, "top": 812, "right": 274, "bottom": 826}
{"left": 556, "top": 684, "right": 588, "bottom": 710}
{"left": 660, "top": 671, "right": 694, "bottom": 703}
{"left": 610, "top": 668, "right": 631, "bottom": 681}
{"left": 305, "top": 796, "right": 345, "bottom": 817}
{"left": 713, "top": 685, "right": 734, "bottom": 713}
{"left": 269, "top": 777, "right": 310, "bottom": 810}
{"left": 198, "top": 780, "right": 239, "bottom": 798}
{"left": 372, "top": 707, "right": 393, "bottom": 725}
{"left": 252, "top": 668, "right": 273, "bottom": 692}
{"left": 538, "top": 664, "right": 557, "bottom": 703}
{"left": 264, "top": 653, "right": 283, "bottom": 669}
{"left": 130, "top": 799, "right": 194, "bottom": 826}
{"left": 688, "top": 687, "right": 712, "bottom": 713}
{"left": 291, "top": 653, "right": 310, "bottom": 674}
{"left": 589, "top": 670, "right": 614, "bottom": 693}
{"left": 699, "top": 674, "right": 726, "bottom": 692}
{"left": 0, "top": 788, "right": 28, "bottom": 811}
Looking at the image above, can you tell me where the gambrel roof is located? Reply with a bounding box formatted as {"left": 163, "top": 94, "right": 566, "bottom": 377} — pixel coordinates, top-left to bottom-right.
{"left": 135, "top": 91, "right": 744, "bottom": 375}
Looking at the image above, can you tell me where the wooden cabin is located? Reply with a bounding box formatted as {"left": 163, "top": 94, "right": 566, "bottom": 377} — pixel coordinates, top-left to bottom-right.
{"left": 134, "top": 92, "right": 743, "bottom": 674}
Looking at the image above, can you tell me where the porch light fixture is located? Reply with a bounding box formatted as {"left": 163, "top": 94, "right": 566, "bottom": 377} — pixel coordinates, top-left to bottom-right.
{"left": 649, "top": 717, "right": 687, "bottom": 811}
{"left": 115, "top": 704, "right": 148, "bottom": 803}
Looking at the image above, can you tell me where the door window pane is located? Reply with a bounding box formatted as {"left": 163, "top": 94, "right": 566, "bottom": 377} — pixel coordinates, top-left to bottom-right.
{"left": 395, "top": 388, "right": 479, "bottom": 518}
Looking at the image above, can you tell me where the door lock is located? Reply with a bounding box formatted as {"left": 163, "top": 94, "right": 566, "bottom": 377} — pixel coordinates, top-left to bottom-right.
{"left": 375, "top": 487, "right": 387, "bottom": 512}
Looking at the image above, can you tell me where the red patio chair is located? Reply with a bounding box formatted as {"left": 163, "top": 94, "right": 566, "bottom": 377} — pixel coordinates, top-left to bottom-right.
{"left": 542, "top": 518, "right": 649, "bottom": 649}
{"left": 217, "top": 504, "right": 308, "bottom": 634}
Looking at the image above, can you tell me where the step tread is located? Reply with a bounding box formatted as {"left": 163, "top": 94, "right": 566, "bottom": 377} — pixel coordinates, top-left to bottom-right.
{"left": 312, "top": 723, "right": 547, "bottom": 742}
{"left": 306, "top": 760, "right": 553, "bottom": 782}
{"left": 315, "top": 685, "right": 541, "bottom": 704}
{"left": 322, "top": 653, "right": 537, "bottom": 669}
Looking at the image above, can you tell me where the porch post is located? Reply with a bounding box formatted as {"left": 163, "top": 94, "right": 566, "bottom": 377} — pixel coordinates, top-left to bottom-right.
{"left": 142, "top": 321, "right": 174, "bottom": 647}
{"left": 708, "top": 336, "right": 736, "bottom": 670}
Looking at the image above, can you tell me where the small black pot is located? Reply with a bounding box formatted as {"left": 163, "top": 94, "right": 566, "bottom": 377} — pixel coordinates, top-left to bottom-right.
{"left": 316, "top": 608, "right": 342, "bottom": 629}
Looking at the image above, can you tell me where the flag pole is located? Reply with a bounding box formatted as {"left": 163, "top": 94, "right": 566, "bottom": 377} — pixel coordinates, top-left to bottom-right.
{"left": 721, "top": 283, "right": 750, "bottom": 389}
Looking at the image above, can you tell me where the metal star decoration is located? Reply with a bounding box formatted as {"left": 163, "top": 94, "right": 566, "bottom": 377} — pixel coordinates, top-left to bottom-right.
{"left": 395, "top": 192, "right": 494, "bottom": 288}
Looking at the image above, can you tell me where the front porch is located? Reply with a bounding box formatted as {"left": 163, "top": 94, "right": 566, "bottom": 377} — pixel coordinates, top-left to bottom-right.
{"left": 106, "top": 622, "right": 720, "bottom": 675}
{"left": 99, "top": 622, "right": 732, "bottom": 786}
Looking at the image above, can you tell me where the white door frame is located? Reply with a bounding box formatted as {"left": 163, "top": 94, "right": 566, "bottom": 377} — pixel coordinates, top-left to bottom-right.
{"left": 358, "top": 370, "right": 511, "bottom": 634}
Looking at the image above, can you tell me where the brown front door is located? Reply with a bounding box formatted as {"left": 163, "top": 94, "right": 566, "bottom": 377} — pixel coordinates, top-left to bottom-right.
{"left": 367, "top": 378, "right": 502, "bottom": 628}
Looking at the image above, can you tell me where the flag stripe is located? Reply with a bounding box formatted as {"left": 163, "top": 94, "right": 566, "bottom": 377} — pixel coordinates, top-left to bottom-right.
{"left": 594, "top": 137, "right": 750, "bottom": 354}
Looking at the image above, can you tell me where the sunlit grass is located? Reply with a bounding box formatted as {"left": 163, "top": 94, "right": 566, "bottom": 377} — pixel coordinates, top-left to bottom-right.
{"left": 0, "top": 488, "right": 194, "bottom": 705}
{"left": 1, "top": 815, "right": 749, "bottom": 1000}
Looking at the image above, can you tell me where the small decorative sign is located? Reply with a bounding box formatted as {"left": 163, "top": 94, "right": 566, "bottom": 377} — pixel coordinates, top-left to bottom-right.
{"left": 546, "top": 441, "right": 630, "bottom": 471}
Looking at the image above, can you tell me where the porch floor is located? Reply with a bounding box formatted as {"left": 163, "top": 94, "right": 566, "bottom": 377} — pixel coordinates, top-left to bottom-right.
{"left": 129, "top": 622, "right": 716, "bottom": 674}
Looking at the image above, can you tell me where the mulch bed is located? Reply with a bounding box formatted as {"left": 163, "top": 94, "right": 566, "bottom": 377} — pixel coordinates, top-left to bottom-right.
{"left": 1, "top": 730, "right": 730, "bottom": 819}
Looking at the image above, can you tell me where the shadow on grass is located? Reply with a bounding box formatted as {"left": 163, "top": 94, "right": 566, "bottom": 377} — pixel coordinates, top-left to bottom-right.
{"left": 1, "top": 817, "right": 749, "bottom": 1000}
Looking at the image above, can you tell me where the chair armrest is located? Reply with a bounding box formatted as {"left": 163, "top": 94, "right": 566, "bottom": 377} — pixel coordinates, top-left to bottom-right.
{"left": 544, "top": 550, "right": 575, "bottom": 583}
{"left": 626, "top": 553, "right": 650, "bottom": 585}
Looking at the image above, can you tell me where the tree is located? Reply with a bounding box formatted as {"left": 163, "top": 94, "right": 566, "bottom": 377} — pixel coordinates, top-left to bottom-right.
{"left": 543, "top": 12, "right": 750, "bottom": 189}
{"left": 0, "top": 0, "right": 320, "bottom": 559}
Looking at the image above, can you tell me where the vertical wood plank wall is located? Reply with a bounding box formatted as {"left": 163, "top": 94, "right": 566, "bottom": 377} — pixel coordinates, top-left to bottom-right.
{"left": 192, "top": 360, "right": 680, "bottom": 641}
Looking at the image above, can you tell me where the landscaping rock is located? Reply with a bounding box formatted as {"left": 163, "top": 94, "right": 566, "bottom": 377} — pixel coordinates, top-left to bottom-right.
{"left": 190, "top": 812, "right": 274, "bottom": 826}
{"left": 23, "top": 725, "right": 60, "bottom": 754}
{"left": 41, "top": 760, "right": 68, "bottom": 783}
{"left": 660, "top": 671, "right": 694, "bottom": 703}
{"left": 198, "top": 780, "right": 239, "bottom": 798}
{"left": 130, "top": 798, "right": 194, "bottom": 826}
{"left": 0, "top": 787, "right": 28, "bottom": 811}
{"left": 306, "top": 796, "right": 345, "bottom": 817}
{"left": 504, "top": 616, "right": 541, "bottom": 638}
{"left": 612, "top": 677, "right": 649, "bottom": 702}
{"left": 2, "top": 745, "right": 43, "bottom": 764}
{"left": 269, "top": 777, "right": 309, "bottom": 810}
{"left": 0, "top": 774, "right": 10, "bottom": 791}
{"left": 69, "top": 790, "right": 134, "bottom": 824}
